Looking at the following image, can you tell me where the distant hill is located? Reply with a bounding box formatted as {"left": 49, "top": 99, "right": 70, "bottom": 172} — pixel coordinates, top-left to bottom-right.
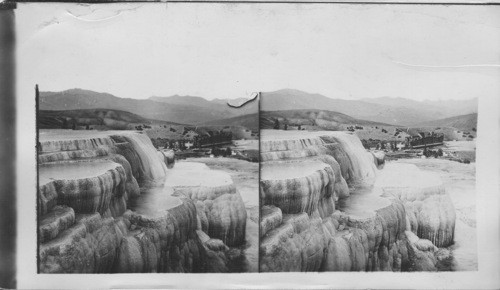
{"left": 362, "top": 96, "right": 478, "bottom": 120}
{"left": 260, "top": 109, "right": 392, "bottom": 130}
{"left": 40, "top": 89, "right": 257, "bottom": 125}
{"left": 149, "top": 95, "right": 258, "bottom": 122}
{"left": 38, "top": 108, "right": 258, "bottom": 141}
{"left": 149, "top": 95, "right": 223, "bottom": 113}
{"left": 38, "top": 109, "right": 180, "bottom": 130}
{"left": 261, "top": 89, "right": 477, "bottom": 126}
{"left": 410, "top": 113, "right": 478, "bottom": 132}
{"left": 205, "top": 113, "right": 259, "bottom": 132}
{"left": 261, "top": 109, "right": 476, "bottom": 142}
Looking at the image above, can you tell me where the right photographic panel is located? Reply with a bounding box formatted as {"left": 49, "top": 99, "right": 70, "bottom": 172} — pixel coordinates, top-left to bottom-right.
{"left": 258, "top": 4, "right": 490, "bottom": 272}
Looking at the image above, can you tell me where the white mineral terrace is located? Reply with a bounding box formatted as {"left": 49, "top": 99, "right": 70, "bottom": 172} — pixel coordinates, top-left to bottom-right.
{"left": 444, "top": 140, "right": 476, "bottom": 152}
{"left": 260, "top": 130, "right": 377, "bottom": 183}
{"left": 39, "top": 129, "right": 168, "bottom": 182}
{"left": 129, "top": 186, "right": 183, "bottom": 218}
{"left": 39, "top": 129, "right": 137, "bottom": 142}
{"left": 173, "top": 161, "right": 210, "bottom": 171}
{"left": 337, "top": 186, "right": 391, "bottom": 219}
{"left": 39, "top": 160, "right": 120, "bottom": 185}
{"left": 375, "top": 163, "right": 443, "bottom": 190}
{"left": 261, "top": 129, "right": 319, "bottom": 140}
{"left": 260, "top": 130, "right": 325, "bottom": 152}
{"left": 261, "top": 160, "right": 331, "bottom": 181}
{"left": 37, "top": 130, "right": 252, "bottom": 273}
{"left": 258, "top": 129, "right": 462, "bottom": 271}
{"left": 165, "top": 161, "right": 233, "bottom": 187}
{"left": 260, "top": 129, "right": 359, "bottom": 142}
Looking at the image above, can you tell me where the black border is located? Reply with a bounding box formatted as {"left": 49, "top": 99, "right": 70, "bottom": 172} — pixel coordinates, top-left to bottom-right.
{"left": 0, "top": 6, "right": 16, "bottom": 289}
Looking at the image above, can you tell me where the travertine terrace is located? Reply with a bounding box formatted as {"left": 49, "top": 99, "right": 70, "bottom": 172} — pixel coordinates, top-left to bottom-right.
{"left": 259, "top": 129, "right": 456, "bottom": 271}
{"left": 38, "top": 130, "right": 247, "bottom": 273}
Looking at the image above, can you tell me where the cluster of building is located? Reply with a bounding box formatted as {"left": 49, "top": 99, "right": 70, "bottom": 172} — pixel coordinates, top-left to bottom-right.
{"left": 405, "top": 131, "right": 445, "bottom": 149}
{"left": 362, "top": 131, "right": 445, "bottom": 152}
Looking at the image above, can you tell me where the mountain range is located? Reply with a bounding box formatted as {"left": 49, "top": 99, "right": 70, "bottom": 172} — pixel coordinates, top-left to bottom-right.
{"left": 259, "top": 109, "right": 391, "bottom": 130}
{"left": 38, "top": 108, "right": 185, "bottom": 130}
{"left": 261, "top": 89, "right": 477, "bottom": 126}
{"left": 411, "top": 113, "right": 477, "bottom": 132}
{"left": 39, "top": 88, "right": 477, "bottom": 127}
{"left": 40, "top": 89, "right": 258, "bottom": 125}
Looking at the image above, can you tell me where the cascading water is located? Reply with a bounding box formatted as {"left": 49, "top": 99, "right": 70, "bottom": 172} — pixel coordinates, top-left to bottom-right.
{"left": 316, "top": 131, "right": 378, "bottom": 184}
{"left": 110, "top": 132, "right": 168, "bottom": 183}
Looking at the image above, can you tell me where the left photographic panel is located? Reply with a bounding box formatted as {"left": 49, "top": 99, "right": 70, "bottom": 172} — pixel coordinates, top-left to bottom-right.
{"left": 19, "top": 3, "right": 259, "bottom": 273}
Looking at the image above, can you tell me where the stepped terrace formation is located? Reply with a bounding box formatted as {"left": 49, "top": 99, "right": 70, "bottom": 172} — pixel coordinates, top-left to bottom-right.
{"left": 37, "top": 130, "right": 247, "bottom": 273}
{"left": 259, "top": 129, "right": 456, "bottom": 272}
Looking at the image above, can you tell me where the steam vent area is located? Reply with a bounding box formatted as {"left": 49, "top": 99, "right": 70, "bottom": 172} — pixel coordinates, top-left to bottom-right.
{"left": 260, "top": 129, "right": 456, "bottom": 272}
{"left": 38, "top": 130, "right": 249, "bottom": 273}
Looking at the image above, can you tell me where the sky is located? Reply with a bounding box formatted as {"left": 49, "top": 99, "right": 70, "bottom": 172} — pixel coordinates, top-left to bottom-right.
{"left": 16, "top": 3, "right": 500, "bottom": 101}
